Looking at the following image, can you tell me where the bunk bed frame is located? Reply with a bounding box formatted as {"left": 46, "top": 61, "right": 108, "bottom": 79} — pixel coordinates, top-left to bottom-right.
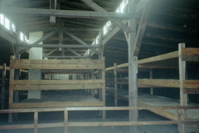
{"left": 9, "top": 56, "right": 106, "bottom": 109}
{"left": 106, "top": 43, "right": 199, "bottom": 121}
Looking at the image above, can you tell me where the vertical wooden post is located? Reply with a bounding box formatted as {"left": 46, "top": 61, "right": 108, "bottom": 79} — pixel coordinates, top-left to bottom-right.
{"left": 64, "top": 110, "right": 68, "bottom": 133}
{"left": 91, "top": 72, "right": 95, "bottom": 96}
{"left": 1, "top": 63, "right": 6, "bottom": 109}
{"left": 34, "top": 111, "right": 38, "bottom": 133}
{"left": 128, "top": 0, "right": 138, "bottom": 132}
{"left": 178, "top": 43, "right": 187, "bottom": 133}
{"left": 177, "top": 109, "right": 183, "bottom": 133}
{"left": 114, "top": 63, "right": 118, "bottom": 106}
{"left": 9, "top": 56, "right": 15, "bottom": 122}
{"left": 101, "top": 57, "right": 106, "bottom": 119}
{"left": 150, "top": 70, "right": 154, "bottom": 95}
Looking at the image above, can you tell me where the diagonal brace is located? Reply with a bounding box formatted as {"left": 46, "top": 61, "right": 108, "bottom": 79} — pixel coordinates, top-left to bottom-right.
{"left": 64, "top": 31, "right": 100, "bottom": 55}
{"left": 82, "top": 0, "right": 131, "bottom": 33}
{"left": 18, "top": 31, "right": 57, "bottom": 55}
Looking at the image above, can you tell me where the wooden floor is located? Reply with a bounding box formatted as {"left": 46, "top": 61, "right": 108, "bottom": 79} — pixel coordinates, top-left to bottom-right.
{"left": 106, "top": 88, "right": 199, "bottom": 120}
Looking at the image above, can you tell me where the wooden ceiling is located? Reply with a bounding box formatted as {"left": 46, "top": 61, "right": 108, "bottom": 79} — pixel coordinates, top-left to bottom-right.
{"left": 1, "top": 0, "right": 199, "bottom": 67}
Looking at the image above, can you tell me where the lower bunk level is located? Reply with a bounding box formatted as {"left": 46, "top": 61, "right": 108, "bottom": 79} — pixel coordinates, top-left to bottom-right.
{"left": 10, "top": 90, "right": 104, "bottom": 109}
{"left": 106, "top": 88, "right": 199, "bottom": 121}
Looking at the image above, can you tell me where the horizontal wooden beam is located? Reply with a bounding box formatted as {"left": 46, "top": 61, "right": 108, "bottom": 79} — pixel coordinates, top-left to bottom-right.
{"left": 10, "top": 58, "right": 104, "bottom": 69}
{"left": 138, "top": 51, "right": 178, "bottom": 64}
{"left": 3, "top": 8, "right": 133, "bottom": 19}
{"left": 10, "top": 101, "right": 105, "bottom": 108}
{"left": 138, "top": 79, "right": 180, "bottom": 88}
{"left": 10, "top": 79, "right": 105, "bottom": 85}
{"left": 10, "top": 83, "right": 104, "bottom": 91}
{"left": 182, "top": 48, "right": 199, "bottom": 62}
{"left": 16, "top": 44, "right": 100, "bottom": 48}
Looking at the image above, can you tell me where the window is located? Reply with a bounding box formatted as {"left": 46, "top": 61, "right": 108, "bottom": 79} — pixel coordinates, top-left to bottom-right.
{"left": 96, "top": 35, "right": 99, "bottom": 44}
{"left": 5, "top": 17, "right": 10, "bottom": 30}
{"left": 11, "top": 23, "right": 16, "bottom": 32}
{"left": 20, "top": 32, "right": 24, "bottom": 41}
{"left": 0, "top": 14, "right": 4, "bottom": 25}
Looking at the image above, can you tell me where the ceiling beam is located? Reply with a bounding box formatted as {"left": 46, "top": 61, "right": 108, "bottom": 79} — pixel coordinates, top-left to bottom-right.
{"left": 2, "top": 8, "right": 133, "bottom": 19}
{"left": 16, "top": 44, "right": 100, "bottom": 48}
{"left": 82, "top": 0, "right": 131, "bottom": 33}
{"left": 102, "top": 0, "right": 151, "bottom": 46}
{"left": 133, "top": 3, "right": 151, "bottom": 56}
{"left": 46, "top": 56, "right": 89, "bottom": 59}
{"left": 18, "top": 31, "right": 57, "bottom": 54}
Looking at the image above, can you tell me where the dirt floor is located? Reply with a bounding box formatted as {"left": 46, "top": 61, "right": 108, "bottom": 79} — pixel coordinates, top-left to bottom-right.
{"left": 0, "top": 94, "right": 198, "bottom": 133}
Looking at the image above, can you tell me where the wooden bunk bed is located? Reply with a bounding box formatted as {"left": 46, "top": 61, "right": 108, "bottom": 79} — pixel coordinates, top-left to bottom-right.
{"left": 9, "top": 56, "right": 106, "bottom": 109}
{"left": 106, "top": 43, "right": 199, "bottom": 121}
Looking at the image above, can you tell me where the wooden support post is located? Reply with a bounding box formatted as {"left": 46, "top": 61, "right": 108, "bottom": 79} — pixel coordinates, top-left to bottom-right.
{"left": 64, "top": 110, "right": 68, "bottom": 133}
{"left": 102, "top": 57, "right": 106, "bottom": 119}
{"left": 34, "top": 111, "right": 38, "bottom": 133}
{"left": 91, "top": 72, "right": 95, "bottom": 96}
{"left": 114, "top": 63, "right": 118, "bottom": 106}
{"left": 178, "top": 43, "right": 187, "bottom": 133}
{"left": 177, "top": 109, "right": 183, "bottom": 133}
{"left": 150, "top": 70, "right": 154, "bottom": 95}
{"left": 1, "top": 63, "right": 6, "bottom": 109}
{"left": 9, "top": 56, "right": 15, "bottom": 122}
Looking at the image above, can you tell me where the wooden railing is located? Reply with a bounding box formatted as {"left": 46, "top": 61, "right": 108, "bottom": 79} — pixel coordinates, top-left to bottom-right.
{"left": 0, "top": 106, "right": 199, "bottom": 133}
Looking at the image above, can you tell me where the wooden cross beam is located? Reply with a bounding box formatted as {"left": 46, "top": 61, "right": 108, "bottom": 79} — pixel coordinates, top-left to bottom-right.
{"left": 18, "top": 31, "right": 57, "bottom": 55}
{"left": 65, "top": 32, "right": 100, "bottom": 55}
{"left": 81, "top": 0, "right": 131, "bottom": 33}
{"left": 2, "top": 8, "right": 133, "bottom": 19}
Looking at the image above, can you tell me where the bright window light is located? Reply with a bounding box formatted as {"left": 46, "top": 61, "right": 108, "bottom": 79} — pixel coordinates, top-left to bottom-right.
{"left": 20, "top": 32, "right": 24, "bottom": 41}
{"left": 5, "top": 17, "right": 10, "bottom": 30}
{"left": 11, "top": 23, "right": 16, "bottom": 32}
{"left": 0, "top": 14, "right": 4, "bottom": 25}
{"left": 96, "top": 36, "right": 99, "bottom": 44}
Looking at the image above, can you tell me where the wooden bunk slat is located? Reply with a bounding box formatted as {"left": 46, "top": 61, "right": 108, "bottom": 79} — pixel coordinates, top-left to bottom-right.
{"left": 138, "top": 51, "right": 178, "bottom": 64}
{"left": 183, "top": 80, "right": 199, "bottom": 94}
{"left": 10, "top": 79, "right": 105, "bottom": 85}
{"left": 138, "top": 102, "right": 178, "bottom": 120}
{"left": 10, "top": 101, "right": 105, "bottom": 108}
{"left": 10, "top": 59, "right": 104, "bottom": 69}
{"left": 138, "top": 79, "right": 180, "bottom": 88}
{"left": 10, "top": 83, "right": 104, "bottom": 91}
{"left": 182, "top": 48, "right": 199, "bottom": 62}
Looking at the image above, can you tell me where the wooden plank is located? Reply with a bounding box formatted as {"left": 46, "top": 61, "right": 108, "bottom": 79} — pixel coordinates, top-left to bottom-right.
{"left": 133, "top": 3, "right": 151, "bottom": 56}
{"left": 1, "top": 63, "right": 6, "bottom": 109}
{"left": 64, "top": 110, "right": 68, "bottom": 133}
{"left": 10, "top": 83, "right": 104, "bottom": 90}
{"left": 138, "top": 102, "right": 178, "bottom": 120}
{"left": 10, "top": 59, "right": 104, "bottom": 69}
{"left": 3, "top": 8, "right": 133, "bottom": 19}
{"left": 11, "top": 64, "right": 104, "bottom": 69}
{"left": 10, "top": 79, "right": 105, "bottom": 85}
{"left": 34, "top": 111, "right": 38, "bottom": 133}
{"left": 82, "top": 0, "right": 131, "bottom": 33}
{"left": 182, "top": 48, "right": 199, "bottom": 56}
{"left": 11, "top": 58, "right": 104, "bottom": 64}
{"left": 138, "top": 79, "right": 180, "bottom": 88}
{"left": 178, "top": 43, "right": 187, "bottom": 133}
{"left": 138, "top": 51, "right": 178, "bottom": 64}
{"left": 114, "top": 63, "right": 118, "bottom": 106}
{"left": 10, "top": 101, "right": 105, "bottom": 108}
{"left": 183, "top": 80, "right": 199, "bottom": 94}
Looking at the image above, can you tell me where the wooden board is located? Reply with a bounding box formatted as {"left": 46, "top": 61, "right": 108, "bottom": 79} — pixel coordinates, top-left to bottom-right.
{"left": 106, "top": 89, "right": 199, "bottom": 120}
{"left": 10, "top": 58, "right": 105, "bottom": 70}
{"left": 10, "top": 101, "right": 105, "bottom": 108}
{"left": 10, "top": 79, "right": 105, "bottom": 85}
{"left": 138, "top": 79, "right": 180, "bottom": 88}
{"left": 138, "top": 51, "right": 178, "bottom": 64}
{"left": 10, "top": 83, "right": 104, "bottom": 90}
